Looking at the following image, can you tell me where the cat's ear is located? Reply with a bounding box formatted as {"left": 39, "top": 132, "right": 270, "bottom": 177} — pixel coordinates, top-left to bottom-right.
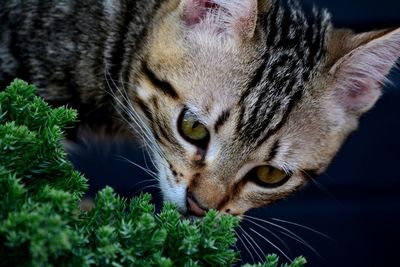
{"left": 182, "top": 0, "right": 258, "bottom": 39}
{"left": 329, "top": 28, "right": 400, "bottom": 115}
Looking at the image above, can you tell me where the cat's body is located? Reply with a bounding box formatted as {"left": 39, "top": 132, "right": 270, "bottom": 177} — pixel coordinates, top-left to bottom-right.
{"left": 0, "top": 0, "right": 160, "bottom": 134}
{"left": 1, "top": 0, "right": 399, "bottom": 216}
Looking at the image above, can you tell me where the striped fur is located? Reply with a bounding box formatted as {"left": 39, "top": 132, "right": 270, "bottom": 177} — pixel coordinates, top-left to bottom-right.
{"left": 0, "top": 0, "right": 160, "bottom": 136}
{"left": 238, "top": 0, "right": 331, "bottom": 148}
{"left": 1, "top": 0, "right": 399, "bottom": 216}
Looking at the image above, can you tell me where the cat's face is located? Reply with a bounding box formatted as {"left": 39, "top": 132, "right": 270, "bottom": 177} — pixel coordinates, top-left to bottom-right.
{"left": 129, "top": 0, "right": 400, "bottom": 216}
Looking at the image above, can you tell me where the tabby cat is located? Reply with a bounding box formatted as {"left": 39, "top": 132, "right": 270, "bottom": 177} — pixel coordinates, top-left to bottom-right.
{"left": 1, "top": 0, "right": 399, "bottom": 217}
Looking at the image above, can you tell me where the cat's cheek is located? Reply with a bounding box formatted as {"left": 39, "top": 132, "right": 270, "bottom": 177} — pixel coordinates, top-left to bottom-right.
{"left": 218, "top": 193, "right": 258, "bottom": 216}
{"left": 219, "top": 204, "right": 250, "bottom": 217}
{"left": 159, "top": 172, "right": 188, "bottom": 213}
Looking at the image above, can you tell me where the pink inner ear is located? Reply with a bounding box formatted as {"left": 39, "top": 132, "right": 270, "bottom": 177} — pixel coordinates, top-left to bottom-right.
{"left": 337, "top": 69, "right": 382, "bottom": 113}
{"left": 184, "top": 0, "right": 221, "bottom": 26}
{"left": 333, "top": 30, "right": 400, "bottom": 114}
{"left": 183, "top": 0, "right": 258, "bottom": 39}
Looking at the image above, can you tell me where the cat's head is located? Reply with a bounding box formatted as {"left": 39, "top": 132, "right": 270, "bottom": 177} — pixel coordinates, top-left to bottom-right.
{"left": 128, "top": 0, "right": 400, "bottom": 216}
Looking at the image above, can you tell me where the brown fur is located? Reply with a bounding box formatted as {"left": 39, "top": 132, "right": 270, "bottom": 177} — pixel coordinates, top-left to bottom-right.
{"left": 132, "top": 1, "right": 399, "bottom": 215}
{"left": 1, "top": 0, "right": 399, "bottom": 216}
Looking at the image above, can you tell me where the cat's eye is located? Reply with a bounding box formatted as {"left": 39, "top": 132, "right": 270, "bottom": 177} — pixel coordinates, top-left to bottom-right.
{"left": 250, "top": 166, "right": 289, "bottom": 187}
{"left": 178, "top": 109, "right": 210, "bottom": 148}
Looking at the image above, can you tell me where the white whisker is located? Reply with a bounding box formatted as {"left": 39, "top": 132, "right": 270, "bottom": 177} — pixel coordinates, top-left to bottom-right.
{"left": 277, "top": 230, "right": 322, "bottom": 258}
{"left": 134, "top": 178, "right": 159, "bottom": 186}
{"left": 300, "top": 168, "right": 336, "bottom": 200}
{"left": 142, "top": 149, "right": 153, "bottom": 171}
{"left": 115, "top": 155, "right": 159, "bottom": 180}
{"left": 272, "top": 217, "right": 333, "bottom": 240}
{"left": 239, "top": 225, "right": 264, "bottom": 263}
{"left": 235, "top": 229, "right": 255, "bottom": 264}
{"left": 104, "top": 66, "right": 160, "bottom": 155}
{"left": 249, "top": 227, "right": 292, "bottom": 262}
{"left": 243, "top": 216, "right": 292, "bottom": 256}
{"left": 244, "top": 215, "right": 321, "bottom": 257}
{"left": 138, "top": 184, "right": 161, "bottom": 192}
{"left": 244, "top": 215, "right": 300, "bottom": 236}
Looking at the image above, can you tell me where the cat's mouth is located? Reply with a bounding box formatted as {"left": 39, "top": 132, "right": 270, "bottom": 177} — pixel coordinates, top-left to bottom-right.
{"left": 159, "top": 163, "right": 242, "bottom": 217}
{"left": 186, "top": 190, "right": 208, "bottom": 217}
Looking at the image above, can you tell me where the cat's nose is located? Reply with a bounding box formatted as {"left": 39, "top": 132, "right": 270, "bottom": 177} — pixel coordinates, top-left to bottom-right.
{"left": 186, "top": 191, "right": 208, "bottom": 217}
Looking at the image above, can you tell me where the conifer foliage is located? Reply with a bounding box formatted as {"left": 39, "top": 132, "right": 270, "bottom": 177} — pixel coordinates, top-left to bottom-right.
{"left": 0, "top": 79, "right": 306, "bottom": 266}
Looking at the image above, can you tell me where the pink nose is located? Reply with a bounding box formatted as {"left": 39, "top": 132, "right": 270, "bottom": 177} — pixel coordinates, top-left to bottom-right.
{"left": 186, "top": 192, "right": 207, "bottom": 217}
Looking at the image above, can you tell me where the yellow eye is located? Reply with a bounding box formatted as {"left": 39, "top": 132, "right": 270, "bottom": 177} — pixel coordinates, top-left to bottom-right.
{"left": 254, "top": 166, "right": 288, "bottom": 186}
{"left": 179, "top": 110, "right": 210, "bottom": 145}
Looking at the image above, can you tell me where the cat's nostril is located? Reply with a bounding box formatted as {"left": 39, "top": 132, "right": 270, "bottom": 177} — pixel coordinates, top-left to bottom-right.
{"left": 186, "top": 192, "right": 207, "bottom": 217}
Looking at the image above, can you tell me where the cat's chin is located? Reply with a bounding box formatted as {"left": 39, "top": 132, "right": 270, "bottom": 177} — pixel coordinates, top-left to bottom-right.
{"left": 159, "top": 172, "right": 188, "bottom": 212}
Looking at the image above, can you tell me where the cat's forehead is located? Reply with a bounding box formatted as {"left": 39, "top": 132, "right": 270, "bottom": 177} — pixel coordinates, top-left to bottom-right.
{"left": 147, "top": 30, "right": 259, "bottom": 117}
{"left": 146, "top": 0, "right": 332, "bottom": 123}
{"left": 180, "top": 37, "right": 258, "bottom": 110}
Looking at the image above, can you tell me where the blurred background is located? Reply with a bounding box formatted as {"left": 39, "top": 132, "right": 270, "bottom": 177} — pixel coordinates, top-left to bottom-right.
{"left": 70, "top": 1, "right": 400, "bottom": 266}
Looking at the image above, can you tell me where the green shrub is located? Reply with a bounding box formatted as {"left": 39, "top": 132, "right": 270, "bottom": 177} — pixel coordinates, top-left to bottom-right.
{"left": 0, "top": 79, "right": 306, "bottom": 266}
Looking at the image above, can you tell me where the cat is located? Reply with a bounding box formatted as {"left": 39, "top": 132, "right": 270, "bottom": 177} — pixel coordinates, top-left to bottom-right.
{"left": 1, "top": 0, "right": 399, "bottom": 217}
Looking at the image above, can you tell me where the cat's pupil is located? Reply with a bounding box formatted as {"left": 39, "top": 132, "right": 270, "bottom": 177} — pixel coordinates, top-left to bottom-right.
{"left": 192, "top": 121, "right": 200, "bottom": 129}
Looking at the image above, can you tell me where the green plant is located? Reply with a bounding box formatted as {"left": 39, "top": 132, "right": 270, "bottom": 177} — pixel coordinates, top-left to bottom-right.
{"left": 0, "top": 79, "right": 306, "bottom": 266}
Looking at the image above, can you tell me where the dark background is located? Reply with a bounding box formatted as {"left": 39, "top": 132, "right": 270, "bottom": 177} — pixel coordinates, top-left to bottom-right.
{"left": 70, "top": 1, "right": 400, "bottom": 266}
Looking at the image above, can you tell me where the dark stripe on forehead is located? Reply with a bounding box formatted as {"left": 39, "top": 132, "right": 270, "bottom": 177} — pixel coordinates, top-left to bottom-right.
{"left": 243, "top": 4, "right": 276, "bottom": 92}
{"left": 247, "top": 100, "right": 280, "bottom": 142}
{"left": 247, "top": 54, "right": 269, "bottom": 95}
{"left": 142, "top": 63, "right": 179, "bottom": 99}
{"left": 242, "top": 55, "right": 295, "bottom": 141}
{"left": 238, "top": 55, "right": 292, "bottom": 136}
{"left": 266, "top": 140, "right": 280, "bottom": 162}
{"left": 276, "top": 1, "right": 291, "bottom": 47}
{"left": 236, "top": 0, "right": 329, "bottom": 146}
{"left": 266, "top": 2, "right": 279, "bottom": 48}
{"left": 256, "top": 89, "right": 303, "bottom": 147}
{"left": 214, "top": 110, "right": 231, "bottom": 133}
